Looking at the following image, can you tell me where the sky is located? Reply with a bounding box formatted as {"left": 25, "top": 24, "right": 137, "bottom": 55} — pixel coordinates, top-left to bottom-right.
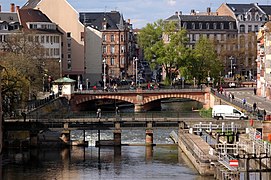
{"left": 1, "top": 0, "right": 271, "bottom": 28}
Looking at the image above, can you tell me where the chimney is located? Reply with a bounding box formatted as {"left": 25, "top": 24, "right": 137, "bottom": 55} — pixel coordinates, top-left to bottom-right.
{"left": 207, "top": 7, "right": 211, "bottom": 15}
{"left": 16, "top": 6, "right": 20, "bottom": 12}
{"left": 179, "top": 11, "right": 182, "bottom": 15}
{"left": 10, "top": 3, "right": 15, "bottom": 12}
{"left": 175, "top": 11, "right": 178, "bottom": 15}
{"left": 0, "top": 5, "right": 1, "bottom": 12}
{"left": 191, "top": 9, "right": 195, "bottom": 15}
{"left": 127, "top": 19, "right": 130, "bottom": 24}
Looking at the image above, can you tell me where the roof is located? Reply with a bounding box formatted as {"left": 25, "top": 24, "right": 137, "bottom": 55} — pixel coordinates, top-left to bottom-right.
{"left": 54, "top": 77, "right": 76, "bottom": 84}
{"left": 18, "top": 9, "right": 62, "bottom": 34}
{"left": 0, "top": 12, "right": 19, "bottom": 23}
{"left": 22, "top": 0, "right": 42, "bottom": 9}
{"left": 226, "top": 3, "right": 259, "bottom": 15}
{"left": 166, "top": 15, "right": 236, "bottom": 22}
{"left": 259, "top": 5, "right": 271, "bottom": 15}
{"left": 79, "top": 11, "right": 125, "bottom": 30}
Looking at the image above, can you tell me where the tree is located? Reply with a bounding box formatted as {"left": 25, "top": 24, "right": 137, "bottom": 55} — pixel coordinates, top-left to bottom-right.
{"left": 138, "top": 20, "right": 189, "bottom": 85}
{"left": 0, "top": 33, "right": 56, "bottom": 116}
{"left": 188, "top": 37, "right": 223, "bottom": 86}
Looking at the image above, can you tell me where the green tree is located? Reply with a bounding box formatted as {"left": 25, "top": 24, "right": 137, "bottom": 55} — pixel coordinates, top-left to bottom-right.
{"left": 188, "top": 37, "right": 223, "bottom": 86}
{"left": 138, "top": 20, "right": 189, "bottom": 85}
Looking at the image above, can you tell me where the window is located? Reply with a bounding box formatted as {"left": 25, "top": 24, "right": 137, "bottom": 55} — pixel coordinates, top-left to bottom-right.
{"left": 121, "top": 35, "right": 124, "bottom": 42}
{"left": 213, "top": 23, "right": 217, "bottom": 29}
{"left": 248, "top": 25, "right": 252, "bottom": 32}
{"left": 240, "top": 25, "right": 245, "bottom": 33}
{"left": 199, "top": 23, "right": 202, "bottom": 29}
{"left": 46, "top": 36, "right": 49, "bottom": 43}
{"left": 41, "top": 36, "right": 45, "bottom": 43}
{"left": 35, "top": 36, "right": 39, "bottom": 42}
{"left": 121, "top": 57, "right": 125, "bottom": 65}
{"left": 110, "top": 46, "right": 115, "bottom": 54}
{"left": 206, "top": 23, "right": 209, "bottom": 29}
{"left": 68, "top": 54, "right": 71, "bottom": 59}
{"left": 67, "top": 32, "right": 71, "bottom": 38}
{"left": 103, "top": 34, "right": 106, "bottom": 42}
{"left": 229, "top": 22, "right": 233, "bottom": 30}
{"left": 220, "top": 23, "right": 224, "bottom": 30}
{"left": 103, "top": 46, "right": 107, "bottom": 54}
{"left": 183, "top": 22, "right": 187, "bottom": 29}
{"left": 110, "top": 58, "right": 115, "bottom": 65}
{"left": 110, "top": 34, "right": 114, "bottom": 42}
{"left": 254, "top": 25, "right": 258, "bottom": 32}
{"left": 192, "top": 23, "right": 195, "bottom": 29}
{"left": 121, "top": 46, "right": 125, "bottom": 53}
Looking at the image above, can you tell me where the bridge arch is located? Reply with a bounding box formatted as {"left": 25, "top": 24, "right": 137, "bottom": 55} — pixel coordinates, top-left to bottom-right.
{"left": 75, "top": 95, "right": 134, "bottom": 105}
{"left": 143, "top": 93, "right": 205, "bottom": 105}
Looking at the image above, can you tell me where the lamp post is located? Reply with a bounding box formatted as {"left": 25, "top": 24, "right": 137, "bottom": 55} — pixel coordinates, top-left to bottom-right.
{"left": 103, "top": 59, "right": 106, "bottom": 91}
{"left": 134, "top": 57, "right": 138, "bottom": 87}
{"left": 229, "top": 56, "right": 234, "bottom": 78}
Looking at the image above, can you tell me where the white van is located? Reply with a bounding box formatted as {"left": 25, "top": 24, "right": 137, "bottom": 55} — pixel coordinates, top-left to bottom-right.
{"left": 212, "top": 105, "right": 248, "bottom": 120}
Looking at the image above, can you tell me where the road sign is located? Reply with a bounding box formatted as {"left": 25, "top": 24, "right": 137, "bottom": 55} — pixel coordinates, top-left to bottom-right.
{"left": 229, "top": 159, "right": 239, "bottom": 167}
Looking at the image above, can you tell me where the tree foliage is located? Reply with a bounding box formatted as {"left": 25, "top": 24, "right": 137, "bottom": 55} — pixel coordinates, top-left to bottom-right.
{"left": 138, "top": 20, "right": 222, "bottom": 86}
{"left": 189, "top": 37, "right": 223, "bottom": 86}
{"left": 0, "top": 33, "right": 56, "bottom": 116}
{"left": 138, "top": 20, "right": 189, "bottom": 85}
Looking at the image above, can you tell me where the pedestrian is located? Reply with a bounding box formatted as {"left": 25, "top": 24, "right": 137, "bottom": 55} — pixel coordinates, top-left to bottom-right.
{"left": 253, "top": 102, "right": 257, "bottom": 112}
{"left": 254, "top": 88, "right": 257, "bottom": 95}
{"left": 264, "top": 109, "right": 267, "bottom": 120}
{"left": 242, "top": 98, "right": 246, "bottom": 105}
{"left": 232, "top": 94, "right": 235, "bottom": 99}
{"left": 219, "top": 86, "right": 223, "bottom": 94}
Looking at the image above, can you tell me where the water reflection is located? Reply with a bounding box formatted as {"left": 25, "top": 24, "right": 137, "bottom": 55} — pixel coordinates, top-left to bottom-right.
{"left": 2, "top": 145, "right": 208, "bottom": 180}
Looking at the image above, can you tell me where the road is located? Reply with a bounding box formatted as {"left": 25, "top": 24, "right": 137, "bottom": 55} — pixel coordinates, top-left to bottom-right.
{"left": 227, "top": 87, "right": 271, "bottom": 114}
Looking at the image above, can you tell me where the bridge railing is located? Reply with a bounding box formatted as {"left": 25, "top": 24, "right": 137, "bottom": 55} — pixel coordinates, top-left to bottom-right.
{"left": 25, "top": 111, "right": 201, "bottom": 120}
{"left": 74, "top": 88, "right": 205, "bottom": 94}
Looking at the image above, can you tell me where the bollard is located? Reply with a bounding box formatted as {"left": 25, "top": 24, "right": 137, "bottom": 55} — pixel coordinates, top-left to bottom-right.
{"left": 222, "top": 122, "right": 225, "bottom": 134}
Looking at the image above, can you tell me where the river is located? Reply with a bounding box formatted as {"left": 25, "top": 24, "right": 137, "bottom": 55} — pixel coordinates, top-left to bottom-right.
{"left": 2, "top": 100, "right": 215, "bottom": 180}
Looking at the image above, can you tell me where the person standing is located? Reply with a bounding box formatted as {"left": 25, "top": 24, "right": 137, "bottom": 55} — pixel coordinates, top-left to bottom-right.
{"left": 253, "top": 102, "right": 257, "bottom": 112}
{"left": 254, "top": 88, "right": 257, "bottom": 95}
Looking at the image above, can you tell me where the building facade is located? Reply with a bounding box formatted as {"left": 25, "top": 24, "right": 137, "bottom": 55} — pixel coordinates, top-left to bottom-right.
{"left": 165, "top": 9, "right": 238, "bottom": 77}
{"left": 79, "top": 11, "right": 136, "bottom": 82}
{"left": 257, "top": 22, "right": 271, "bottom": 99}
{"left": 217, "top": 3, "right": 271, "bottom": 80}
{"left": 0, "top": 4, "right": 20, "bottom": 50}
{"left": 23, "top": 0, "right": 86, "bottom": 89}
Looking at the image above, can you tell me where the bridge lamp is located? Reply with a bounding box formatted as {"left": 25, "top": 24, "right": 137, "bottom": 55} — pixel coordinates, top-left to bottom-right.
{"left": 134, "top": 57, "right": 138, "bottom": 87}
{"left": 103, "top": 59, "right": 106, "bottom": 91}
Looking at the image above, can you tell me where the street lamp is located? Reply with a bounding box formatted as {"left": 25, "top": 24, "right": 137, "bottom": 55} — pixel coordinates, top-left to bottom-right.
{"left": 103, "top": 59, "right": 107, "bottom": 91}
{"left": 229, "top": 56, "right": 234, "bottom": 78}
{"left": 134, "top": 57, "right": 138, "bottom": 87}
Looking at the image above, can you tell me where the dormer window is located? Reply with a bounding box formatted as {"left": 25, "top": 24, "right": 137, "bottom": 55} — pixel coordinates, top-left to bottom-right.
{"left": 206, "top": 23, "right": 209, "bottom": 29}
{"left": 213, "top": 23, "right": 217, "bottom": 29}
{"left": 182, "top": 22, "right": 187, "bottom": 29}
{"left": 192, "top": 23, "right": 195, "bottom": 29}
{"left": 199, "top": 23, "right": 202, "bottom": 29}
{"left": 220, "top": 23, "right": 224, "bottom": 30}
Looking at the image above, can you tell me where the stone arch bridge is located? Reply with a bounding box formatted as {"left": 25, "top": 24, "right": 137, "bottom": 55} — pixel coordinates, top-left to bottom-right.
{"left": 70, "top": 88, "right": 213, "bottom": 112}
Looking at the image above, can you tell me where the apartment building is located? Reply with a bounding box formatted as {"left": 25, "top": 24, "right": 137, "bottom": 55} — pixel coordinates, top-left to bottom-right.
{"left": 217, "top": 3, "right": 271, "bottom": 80}
{"left": 0, "top": 4, "right": 20, "bottom": 50}
{"left": 79, "top": 11, "right": 135, "bottom": 81}
{"left": 22, "top": 0, "right": 86, "bottom": 88}
{"left": 257, "top": 23, "right": 271, "bottom": 99}
{"left": 165, "top": 9, "right": 238, "bottom": 77}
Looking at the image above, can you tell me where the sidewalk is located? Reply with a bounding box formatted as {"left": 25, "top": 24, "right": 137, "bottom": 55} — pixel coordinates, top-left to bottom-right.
{"left": 227, "top": 88, "right": 271, "bottom": 114}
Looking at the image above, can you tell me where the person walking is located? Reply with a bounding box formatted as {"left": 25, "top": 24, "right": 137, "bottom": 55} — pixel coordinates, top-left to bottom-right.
{"left": 253, "top": 102, "right": 257, "bottom": 112}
